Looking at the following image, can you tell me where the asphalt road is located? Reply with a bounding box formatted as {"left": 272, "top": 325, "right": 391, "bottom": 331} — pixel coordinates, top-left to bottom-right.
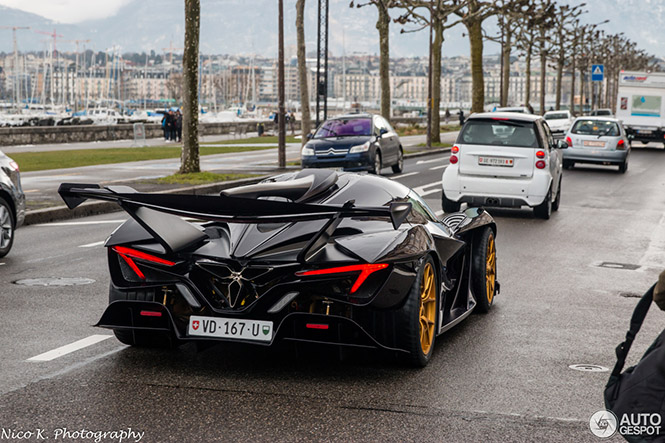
{"left": 1, "top": 146, "right": 665, "bottom": 442}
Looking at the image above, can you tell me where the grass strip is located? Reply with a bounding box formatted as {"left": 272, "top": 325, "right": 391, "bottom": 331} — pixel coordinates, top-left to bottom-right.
{"left": 147, "top": 172, "right": 260, "bottom": 185}
{"left": 201, "top": 135, "right": 300, "bottom": 145}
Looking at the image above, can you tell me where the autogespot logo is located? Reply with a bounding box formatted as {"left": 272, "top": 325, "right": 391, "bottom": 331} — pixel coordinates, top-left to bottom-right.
{"left": 589, "top": 410, "right": 618, "bottom": 438}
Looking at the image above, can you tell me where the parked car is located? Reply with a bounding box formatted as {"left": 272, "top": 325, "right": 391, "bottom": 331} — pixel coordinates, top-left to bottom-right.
{"left": 0, "top": 150, "right": 25, "bottom": 257}
{"left": 563, "top": 117, "right": 630, "bottom": 173}
{"left": 59, "top": 170, "right": 499, "bottom": 367}
{"left": 442, "top": 112, "right": 566, "bottom": 219}
{"left": 590, "top": 108, "right": 614, "bottom": 117}
{"left": 543, "top": 110, "right": 573, "bottom": 134}
{"left": 494, "top": 106, "right": 532, "bottom": 114}
{"left": 301, "top": 113, "right": 403, "bottom": 174}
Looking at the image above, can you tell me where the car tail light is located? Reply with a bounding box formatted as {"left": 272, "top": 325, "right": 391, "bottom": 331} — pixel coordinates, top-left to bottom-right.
{"left": 535, "top": 160, "right": 546, "bottom": 169}
{"left": 536, "top": 150, "right": 546, "bottom": 159}
{"left": 450, "top": 155, "right": 459, "bottom": 164}
{"left": 8, "top": 161, "right": 19, "bottom": 172}
{"left": 617, "top": 139, "right": 626, "bottom": 150}
{"left": 451, "top": 145, "right": 459, "bottom": 154}
{"left": 140, "top": 310, "right": 163, "bottom": 317}
{"left": 112, "top": 246, "right": 176, "bottom": 280}
{"left": 306, "top": 323, "right": 329, "bottom": 330}
{"left": 565, "top": 136, "right": 573, "bottom": 147}
{"left": 296, "top": 263, "right": 389, "bottom": 294}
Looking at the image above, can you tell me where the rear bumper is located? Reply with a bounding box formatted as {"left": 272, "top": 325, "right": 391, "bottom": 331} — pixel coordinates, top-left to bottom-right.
{"left": 563, "top": 148, "right": 628, "bottom": 164}
{"left": 624, "top": 127, "right": 664, "bottom": 142}
{"left": 442, "top": 166, "right": 549, "bottom": 207}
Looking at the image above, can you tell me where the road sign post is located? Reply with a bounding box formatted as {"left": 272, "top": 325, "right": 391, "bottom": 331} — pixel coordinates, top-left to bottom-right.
{"left": 592, "top": 64, "right": 604, "bottom": 82}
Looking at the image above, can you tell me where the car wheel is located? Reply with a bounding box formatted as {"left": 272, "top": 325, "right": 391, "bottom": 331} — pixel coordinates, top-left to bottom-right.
{"left": 371, "top": 150, "right": 382, "bottom": 175}
{"left": 397, "top": 256, "right": 438, "bottom": 367}
{"left": 391, "top": 148, "right": 404, "bottom": 173}
{"left": 0, "top": 197, "right": 15, "bottom": 258}
{"left": 442, "top": 191, "right": 460, "bottom": 213}
{"left": 472, "top": 227, "right": 496, "bottom": 314}
{"left": 619, "top": 160, "right": 628, "bottom": 174}
{"left": 552, "top": 177, "right": 562, "bottom": 212}
{"left": 109, "top": 284, "right": 178, "bottom": 348}
{"left": 533, "top": 187, "right": 552, "bottom": 220}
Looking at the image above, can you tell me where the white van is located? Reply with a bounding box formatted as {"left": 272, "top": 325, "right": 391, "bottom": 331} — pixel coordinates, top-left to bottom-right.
{"left": 615, "top": 71, "right": 665, "bottom": 146}
{"left": 441, "top": 113, "right": 566, "bottom": 219}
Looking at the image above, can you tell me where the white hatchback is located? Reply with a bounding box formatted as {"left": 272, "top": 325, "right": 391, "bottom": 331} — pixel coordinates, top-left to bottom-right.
{"left": 543, "top": 110, "right": 573, "bottom": 134}
{"left": 441, "top": 112, "right": 567, "bottom": 219}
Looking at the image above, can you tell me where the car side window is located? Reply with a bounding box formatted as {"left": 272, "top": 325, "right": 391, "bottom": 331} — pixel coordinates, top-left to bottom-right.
{"left": 538, "top": 121, "right": 553, "bottom": 149}
{"left": 542, "top": 122, "right": 555, "bottom": 149}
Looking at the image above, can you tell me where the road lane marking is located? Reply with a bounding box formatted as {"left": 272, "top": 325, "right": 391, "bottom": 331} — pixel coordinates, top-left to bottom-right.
{"left": 79, "top": 241, "right": 105, "bottom": 248}
{"left": 429, "top": 165, "right": 448, "bottom": 171}
{"left": 413, "top": 181, "right": 442, "bottom": 197}
{"left": 27, "top": 335, "right": 113, "bottom": 362}
{"left": 416, "top": 158, "right": 441, "bottom": 165}
{"left": 392, "top": 171, "right": 419, "bottom": 179}
{"left": 34, "top": 220, "right": 127, "bottom": 227}
{"left": 23, "top": 189, "right": 39, "bottom": 193}
{"left": 639, "top": 213, "right": 665, "bottom": 268}
{"left": 435, "top": 210, "right": 444, "bottom": 217}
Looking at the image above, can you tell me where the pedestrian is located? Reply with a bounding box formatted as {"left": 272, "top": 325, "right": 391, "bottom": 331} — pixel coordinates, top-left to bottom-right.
{"left": 169, "top": 110, "right": 177, "bottom": 141}
{"left": 444, "top": 108, "right": 450, "bottom": 125}
{"left": 257, "top": 122, "right": 265, "bottom": 137}
{"left": 175, "top": 110, "right": 183, "bottom": 142}
{"left": 161, "top": 112, "right": 168, "bottom": 141}
{"left": 458, "top": 109, "right": 465, "bottom": 126}
{"left": 288, "top": 111, "right": 296, "bottom": 136}
{"left": 273, "top": 111, "right": 279, "bottom": 134}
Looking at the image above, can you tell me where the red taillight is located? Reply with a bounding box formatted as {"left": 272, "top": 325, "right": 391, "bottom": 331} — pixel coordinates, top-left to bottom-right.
{"left": 140, "top": 310, "right": 162, "bottom": 317}
{"left": 536, "top": 150, "right": 546, "bottom": 159}
{"left": 565, "top": 136, "right": 572, "bottom": 147}
{"left": 450, "top": 155, "right": 459, "bottom": 164}
{"left": 535, "top": 160, "right": 546, "bottom": 169}
{"left": 8, "top": 161, "right": 19, "bottom": 172}
{"left": 306, "top": 323, "right": 329, "bottom": 330}
{"left": 491, "top": 117, "right": 509, "bottom": 120}
{"left": 617, "top": 139, "right": 626, "bottom": 150}
{"left": 296, "top": 263, "right": 389, "bottom": 293}
{"left": 112, "top": 246, "right": 176, "bottom": 281}
{"left": 451, "top": 145, "right": 459, "bottom": 154}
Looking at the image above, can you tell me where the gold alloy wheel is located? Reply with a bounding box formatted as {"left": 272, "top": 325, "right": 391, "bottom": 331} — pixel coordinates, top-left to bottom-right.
{"left": 419, "top": 262, "right": 437, "bottom": 355}
{"left": 486, "top": 235, "right": 496, "bottom": 304}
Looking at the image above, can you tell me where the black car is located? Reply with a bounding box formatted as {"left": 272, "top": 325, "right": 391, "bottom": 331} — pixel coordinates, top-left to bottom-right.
{"left": 59, "top": 170, "right": 498, "bottom": 366}
{"left": 301, "top": 114, "right": 404, "bottom": 174}
{"left": 0, "top": 150, "right": 25, "bottom": 258}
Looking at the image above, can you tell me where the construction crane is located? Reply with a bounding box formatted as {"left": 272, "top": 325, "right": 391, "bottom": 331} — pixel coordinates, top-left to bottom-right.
{"left": 0, "top": 26, "right": 30, "bottom": 106}
{"left": 162, "top": 41, "right": 183, "bottom": 65}
{"left": 35, "top": 29, "right": 63, "bottom": 55}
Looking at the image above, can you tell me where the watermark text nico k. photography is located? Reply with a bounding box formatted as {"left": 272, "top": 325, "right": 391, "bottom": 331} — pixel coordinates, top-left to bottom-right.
{"left": 1, "top": 427, "right": 145, "bottom": 442}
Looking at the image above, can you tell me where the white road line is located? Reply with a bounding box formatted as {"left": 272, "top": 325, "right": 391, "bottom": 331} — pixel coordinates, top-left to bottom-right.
{"left": 429, "top": 165, "right": 448, "bottom": 171}
{"left": 412, "top": 181, "right": 442, "bottom": 197}
{"left": 0, "top": 262, "right": 5, "bottom": 266}
{"left": 27, "top": 335, "right": 113, "bottom": 362}
{"left": 34, "top": 220, "right": 127, "bottom": 227}
{"left": 392, "top": 171, "right": 419, "bottom": 179}
{"left": 79, "top": 241, "right": 105, "bottom": 248}
{"left": 639, "top": 213, "right": 665, "bottom": 269}
{"left": 435, "top": 210, "right": 444, "bottom": 217}
{"left": 416, "top": 158, "right": 441, "bottom": 165}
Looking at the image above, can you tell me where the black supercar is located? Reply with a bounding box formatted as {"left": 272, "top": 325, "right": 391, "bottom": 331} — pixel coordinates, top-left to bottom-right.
{"left": 59, "top": 170, "right": 499, "bottom": 367}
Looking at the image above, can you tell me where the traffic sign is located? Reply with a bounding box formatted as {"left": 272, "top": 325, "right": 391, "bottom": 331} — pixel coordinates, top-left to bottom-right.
{"left": 592, "top": 64, "right": 604, "bottom": 82}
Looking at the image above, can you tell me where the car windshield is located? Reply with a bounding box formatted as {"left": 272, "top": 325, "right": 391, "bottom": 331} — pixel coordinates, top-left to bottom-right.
{"left": 314, "top": 118, "right": 372, "bottom": 138}
{"left": 571, "top": 120, "right": 619, "bottom": 136}
{"left": 545, "top": 113, "right": 568, "bottom": 120}
{"left": 458, "top": 119, "right": 540, "bottom": 148}
{"left": 592, "top": 109, "right": 612, "bottom": 116}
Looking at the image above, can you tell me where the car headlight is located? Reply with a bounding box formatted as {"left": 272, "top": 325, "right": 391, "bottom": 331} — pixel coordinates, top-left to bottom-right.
{"left": 349, "top": 141, "right": 371, "bottom": 153}
{"left": 301, "top": 146, "right": 315, "bottom": 157}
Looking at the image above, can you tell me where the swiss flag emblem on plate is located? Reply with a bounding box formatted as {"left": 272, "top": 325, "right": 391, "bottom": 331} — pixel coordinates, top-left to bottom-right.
{"left": 192, "top": 320, "right": 200, "bottom": 330}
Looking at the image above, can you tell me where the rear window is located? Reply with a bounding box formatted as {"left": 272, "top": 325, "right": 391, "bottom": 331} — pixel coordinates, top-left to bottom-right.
{"left": 591, "top": 109, "right": 612, "bottom": 116}
{"left": 314, "top": 118, "right": 372, "bottom": 138}
{"left": 458, "top": 119, "right": 541, "bottom": 148}
{"left": 571, "top": 120, "right": 619, "bottom": 136}
{"left": 544, "top": 113, "right": 568, "bottom": 120}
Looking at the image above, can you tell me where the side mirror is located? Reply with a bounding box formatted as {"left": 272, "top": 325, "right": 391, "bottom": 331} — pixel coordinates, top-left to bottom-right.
{"left": 556, "top": 139, "right": 568, "bottom": 149}
{"left": 379, "top": 128, "right": 388, "bottom": 137}
{"left": 306, "top": 132, "right": 313, "bottom": 140}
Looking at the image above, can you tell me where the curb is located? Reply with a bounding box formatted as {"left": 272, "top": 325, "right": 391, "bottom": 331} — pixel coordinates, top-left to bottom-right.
{"left": 23, "top": 147, "right": 450, "bottom": 226}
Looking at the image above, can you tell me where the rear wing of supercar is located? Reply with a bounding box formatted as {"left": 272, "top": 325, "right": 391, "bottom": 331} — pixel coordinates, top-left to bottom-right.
{"left": 58, "top": 183, "right": 412, "bottom": 260}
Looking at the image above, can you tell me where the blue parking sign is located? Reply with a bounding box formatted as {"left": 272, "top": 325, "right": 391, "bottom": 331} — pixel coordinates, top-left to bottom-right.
{"left": 591, "top": 64, "right": 604, "bottom": 82}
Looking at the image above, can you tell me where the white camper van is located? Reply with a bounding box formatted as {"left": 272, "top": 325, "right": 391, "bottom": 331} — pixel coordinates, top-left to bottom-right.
{"left": 615, "top": 71, "right": 665, "bottom": 147}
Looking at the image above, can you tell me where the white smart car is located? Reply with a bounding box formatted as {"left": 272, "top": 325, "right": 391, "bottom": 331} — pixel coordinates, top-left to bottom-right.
{"left": 441, "top": 112, "right": 567, "bottom": 219}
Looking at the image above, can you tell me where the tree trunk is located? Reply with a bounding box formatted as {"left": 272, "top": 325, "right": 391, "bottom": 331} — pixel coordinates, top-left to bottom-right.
{"left": 525, "top": 42, "right": 532, "bottom": 107}
{"left": 278, "top": 0, "right": 286, "bottom": 167}
{"left": 431, "top": 16, "right": 443, "bottom": 144}
{"left": 569, "top": 55, "right": 576, "bottom": 115}
{"left": 467, "top": 18, "right": 484, "bottom": 113}
{"left": 501, "top": 28, "right": 511, "bottom": 107}
{"left": 579, "top": 66, "right": 585, "bottom": 113}
{"left": 539, "top": 35, "right": 546, "bottom": 115}
{"left": 555, "top": 56, "right": 563, "bottom": 110}
{"left": 296, "top": 0, "right": 310, "bottom": 145}
{"left": 179, "top": 0, "right": 200, "bottom": 174}
{"left": 376, "top": 3, "right": 391, "bottom": 121}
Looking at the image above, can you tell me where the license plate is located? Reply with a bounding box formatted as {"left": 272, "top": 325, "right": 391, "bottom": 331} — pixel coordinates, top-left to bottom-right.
{"left": 637, "top": 130, "right": 652, "bottom": 134}
{"left": 583, "top": 140, "right": 606, "bottom": 147}
{"left": 478, "top": 156, "right": 514, "bottom": 167}
{"left": 188, "top": 315, "right": 273, "bottom": 342}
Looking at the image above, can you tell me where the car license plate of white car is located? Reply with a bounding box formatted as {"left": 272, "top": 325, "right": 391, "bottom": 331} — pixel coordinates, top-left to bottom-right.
{"left": 583, "top": 140, "right": 606, "bottom": 147}
{"left": 187, "top": 315, "right": 273, "bottom": 342}
{"left": 478, "top": 156, "right": 514, "bottom": 167}
{"left": 637, "top": 130, "right": 652, "bottom": 134}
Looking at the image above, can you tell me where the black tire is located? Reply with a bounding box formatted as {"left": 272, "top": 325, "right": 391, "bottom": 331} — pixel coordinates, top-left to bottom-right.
{"left": 0, "top": 197, "right": 15, "bottom": 258}
{"left": 396, "top": 256, "right": 438, "bottom": 367}
{"left": 371, "top": 150, "right": 382, "bottom": 175}
{"left": 619, "top": 160, "right": 628, "bottom": 174}
{"left": 471, "top": 227, "right": 497, "bottom": 314}
{"left": 533, "top": 186, "right": 552, "bottom": 220}
{"left": 552, "top": 177, "right": 562, "bottom": 212}
{"left": 109, "top": 284, "right": 178, "bottom": 348}
{"left": 391, "top": 148, "right": 404, "bottom": 173}
{"left": 442, "top": 191, "right": 461, "bottom": 213}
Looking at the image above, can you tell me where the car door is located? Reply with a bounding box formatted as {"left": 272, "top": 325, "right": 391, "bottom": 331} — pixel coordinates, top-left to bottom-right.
{"left": 375, "top": 116, "right": 397, "bottom": 164}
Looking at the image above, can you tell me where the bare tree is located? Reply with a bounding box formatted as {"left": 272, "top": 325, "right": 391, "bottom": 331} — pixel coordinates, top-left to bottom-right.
{"left": 166, "top": 72, "right": 183, "bottom": 104}
{"left": 179, "top": 0, "right": 200, "bottom": 174}
{"left": 550, "top": 3, "right": 585, "bottom": 110}
{"left": 296, "top": 0, "right": 311, "bottom": 145}
{"left": 351, "top": 0, "right": 397, "bottom": 121}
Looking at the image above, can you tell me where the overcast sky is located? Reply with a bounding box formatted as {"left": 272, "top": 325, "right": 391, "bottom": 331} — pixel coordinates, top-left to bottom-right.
{"left": 0, "top": 0, "right": 133, "bottom": 23}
